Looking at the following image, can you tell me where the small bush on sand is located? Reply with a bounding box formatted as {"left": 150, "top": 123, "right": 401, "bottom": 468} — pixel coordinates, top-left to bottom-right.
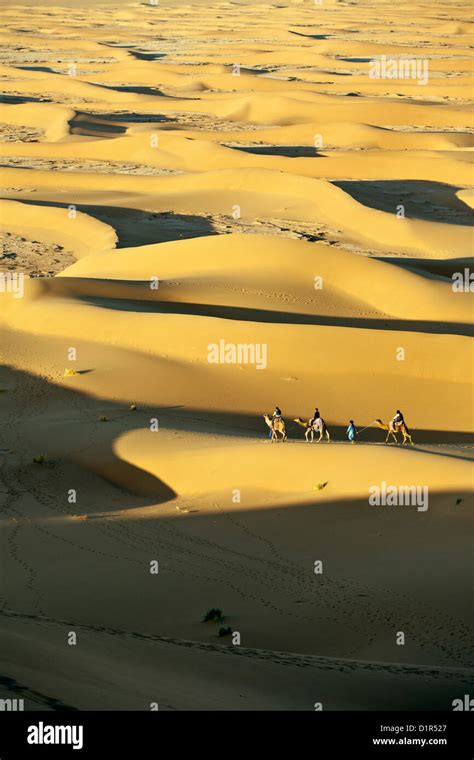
{"left": 314, "top": 482, "right": 328, "bottom": 491}
{"left": 218, "top": 626, "right": 232, "bottom": 638}
{"left": 203, "top": 608, "right": 223, "bottom": 623}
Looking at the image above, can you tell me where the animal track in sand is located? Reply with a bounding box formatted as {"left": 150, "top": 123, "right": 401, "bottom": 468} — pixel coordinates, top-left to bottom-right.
{"left": 1, "top": 608, "right": 472, "bottom": 686}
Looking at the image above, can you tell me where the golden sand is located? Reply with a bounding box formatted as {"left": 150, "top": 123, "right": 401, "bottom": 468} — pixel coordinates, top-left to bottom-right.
{"left": 0, "top": 0, "right": 472, "bottom": 710}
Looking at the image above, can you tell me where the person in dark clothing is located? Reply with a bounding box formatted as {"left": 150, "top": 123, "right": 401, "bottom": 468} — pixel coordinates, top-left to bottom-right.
{"left": 392, "top": 410, "right": 404, "bottom": 429}
{"left": 270, "top": 406, "right": 282, "bottom": 437}
{"left": 272, "top": 406, "right": 282, "bottom": 421}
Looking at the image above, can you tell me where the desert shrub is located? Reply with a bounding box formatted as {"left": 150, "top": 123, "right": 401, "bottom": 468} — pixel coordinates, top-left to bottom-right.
{"left": 203, "top": 608, "right": 223, "bottom": 623}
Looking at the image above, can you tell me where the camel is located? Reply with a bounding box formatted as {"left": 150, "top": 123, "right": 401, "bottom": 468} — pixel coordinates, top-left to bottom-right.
{"left": 263, "top": 413, "right": 287, "bottom": 442}
{"left": 375, "top": 419, "right": 413, "bottom": 445}
{"left": 294, "top": 417, "right": 330, "bottom": 443}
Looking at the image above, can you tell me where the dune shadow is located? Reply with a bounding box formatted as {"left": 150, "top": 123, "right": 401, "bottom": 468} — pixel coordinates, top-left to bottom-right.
{"left": 88, "top": 454, "right": 177, "bottom": 502}
{"left": 69, "top": 111, "right": 176, "bottom": 128}
{"left": 334, "top": 180, "right": 474, "bottom": 226}
{"left": 0, "top": 94, "right": 51, "bottom": 104}
{"left": 228, "top": 145, "right": 321, "bottom": 157}
{"left": 337, "top": 57, "right": 373, "bottom": 63}
{"left": 16, "top": 66, "right": 59, "bottom": 74}
{"left": 68, "top": 115, "right": 128, "bottom": 135}
{"left": 73, "top": 110, "right": 175, "bottom": 125}
{"left": 321, "top": 70, "right": 352, "bottom": 77}
{"left": 13, "top": 200, "right": 217, "bottom": 248}
{"left": 129, "top": 50, "right": 168, "bottom": 61}
{"left": 374, "top": 256, "right": 474, "bottom": 281}
{"left": 1, "top": 482, "right": 472, "bottom": 709}
{"left": 88, "top": 209, "right": 217, "bottom": 248}
{"left": 3, "top": 363, "right": 471, "bottom": 454}
{"left": 93, "top": 83, "right": 169, "bottom": 97}
{"left": 289, "top": 31, "right": 331, "bottom": 40}
{"left": 240, "top": 66, "right": 272, "bottom": 75}
{"left": 168, "top": 411, "right": 473, "bottom": 449}
{"left": 0, "top": 364, "right": 176, "bottom": 509}
{"left": 132, "top": 407, "right": 473, "bottom": 449}
{"left": 82, "top": 294, "right": 474, "bottom": 338}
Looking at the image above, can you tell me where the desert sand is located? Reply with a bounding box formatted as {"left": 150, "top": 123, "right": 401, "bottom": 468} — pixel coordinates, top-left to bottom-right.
{"left": 0, "top": 0, "right": 473, "bottom": 711}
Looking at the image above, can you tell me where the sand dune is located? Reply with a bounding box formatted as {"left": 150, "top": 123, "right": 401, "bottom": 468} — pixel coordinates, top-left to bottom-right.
{"left": 0, "top": 0, "right": 472, "bottom": 712}
{"left": 1, "top": 169, "right": 472, "bottom": 258}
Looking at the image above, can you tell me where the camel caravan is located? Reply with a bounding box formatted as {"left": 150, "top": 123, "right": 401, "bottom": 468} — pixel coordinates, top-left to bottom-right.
{"left": 263, "top": 407, "right": 414, "bottom": 445}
